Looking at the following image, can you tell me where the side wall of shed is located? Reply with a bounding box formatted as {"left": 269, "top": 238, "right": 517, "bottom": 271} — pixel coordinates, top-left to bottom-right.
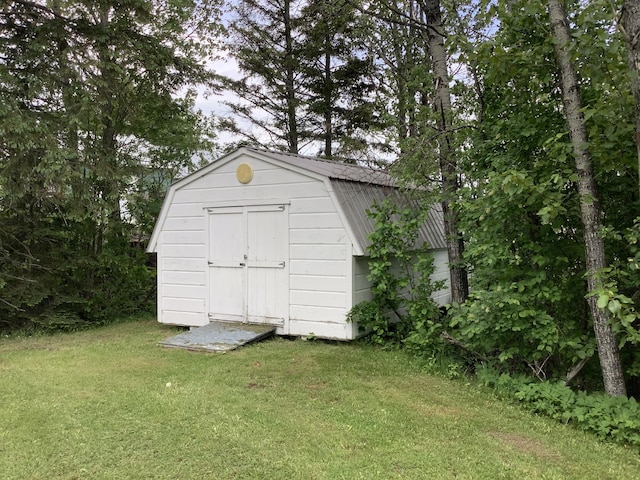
{"left": 429, "top": 249, "right": 452, "bottom": 306}
{"left": 156, "top": 153, "right": 357, "bottom": 339}
{"left": 352, "top": 249, "right": 451, "bottom": 334}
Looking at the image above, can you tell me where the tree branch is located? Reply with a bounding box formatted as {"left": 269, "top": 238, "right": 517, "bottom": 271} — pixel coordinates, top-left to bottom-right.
{"left": 440, "top": 330, "right": 489, "bottom": 362}
{"left": 565, "top": 356, "right": 592, "bottom": 385}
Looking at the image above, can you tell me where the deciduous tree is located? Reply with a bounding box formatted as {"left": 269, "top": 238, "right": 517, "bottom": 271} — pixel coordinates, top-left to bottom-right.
{"left": 621, "top": 0, "right": 640, "bottom": 192}
{"left": 550, "top": 0, "right": 626, "bottom": 396}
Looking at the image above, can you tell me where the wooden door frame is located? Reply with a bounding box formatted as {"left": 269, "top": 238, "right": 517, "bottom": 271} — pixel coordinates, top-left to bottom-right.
{"left": 205, "top": 202, "right": 290, "bottom": 331}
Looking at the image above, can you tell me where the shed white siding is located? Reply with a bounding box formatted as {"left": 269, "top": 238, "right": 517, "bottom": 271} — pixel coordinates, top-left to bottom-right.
{"left": 430, "top": 249, "right": 452, "bottom": 306}
{"left": 152, "top": 150, "right": 357, "bottom": 339}
{"left": 149, "top": 148, "right": 451, "bottom": 341}
{"left": 354, "top": 257, "right": 373, "bottom": 305}
{"left": 353, "top": 250, "right": 451, "bottom": 309}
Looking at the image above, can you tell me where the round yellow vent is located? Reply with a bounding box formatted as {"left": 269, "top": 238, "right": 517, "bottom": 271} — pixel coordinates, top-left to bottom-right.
{"left": 236, "top": 163, "right": 254, "bottom": 184}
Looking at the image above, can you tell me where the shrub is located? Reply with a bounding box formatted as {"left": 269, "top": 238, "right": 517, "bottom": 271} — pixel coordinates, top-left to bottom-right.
{"left": 477, "top": 366, "right": 640, "bottom": 448}
{"left": 346, "top": 199, "right": 444, "bottom": 346}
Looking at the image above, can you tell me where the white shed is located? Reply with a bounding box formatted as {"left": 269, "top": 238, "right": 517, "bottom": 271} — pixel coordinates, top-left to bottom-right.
{"left": 147, "top": 148, "right": 450, "bottom": 340}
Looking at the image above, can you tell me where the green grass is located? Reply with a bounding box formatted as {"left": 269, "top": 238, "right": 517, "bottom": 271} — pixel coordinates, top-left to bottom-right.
{"left": 1, "top": 320, "right": 639, "bottom": 479}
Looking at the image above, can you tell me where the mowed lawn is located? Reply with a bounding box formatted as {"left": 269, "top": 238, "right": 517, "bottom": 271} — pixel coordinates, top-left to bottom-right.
{"left": 1, "top": 320, "right": 638, "bottom": 479}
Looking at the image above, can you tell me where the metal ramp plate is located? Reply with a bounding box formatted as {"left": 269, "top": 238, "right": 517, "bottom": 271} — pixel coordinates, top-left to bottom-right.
{"left": 158, "top": 321, "right": 276, "bottom": 353}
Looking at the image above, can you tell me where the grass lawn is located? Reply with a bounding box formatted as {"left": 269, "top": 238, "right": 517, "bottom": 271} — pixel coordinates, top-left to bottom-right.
{"left": 1, "top": 320, "right": 639, "bottom": 479}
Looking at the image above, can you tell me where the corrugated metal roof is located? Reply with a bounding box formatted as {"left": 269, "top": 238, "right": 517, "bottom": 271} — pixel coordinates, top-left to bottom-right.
{"left": 331, "top": 180, "right": 447, "bottom": 252}
{"left": 250, "top": 148, "right": 398, "bottom": 186}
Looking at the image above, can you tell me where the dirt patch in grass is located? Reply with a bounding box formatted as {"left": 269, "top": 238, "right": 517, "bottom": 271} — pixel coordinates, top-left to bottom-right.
{"left": 490, "top": 431, "right": 563, "bottom": 462}
{"left": 246, "top": 382, "right": 270, "bottom": 389}
{"left": 306, "top": 381, "right": 330, "bottom": 391}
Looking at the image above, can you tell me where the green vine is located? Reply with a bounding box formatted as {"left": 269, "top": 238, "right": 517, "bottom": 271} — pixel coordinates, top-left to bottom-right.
{"left": 347, "top": 199, "right": 444, "bottom": 345}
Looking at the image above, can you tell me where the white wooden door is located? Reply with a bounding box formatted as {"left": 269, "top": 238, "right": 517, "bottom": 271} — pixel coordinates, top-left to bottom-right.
{"left": 208, "top": 207, "right": 245, "bottom": 322}
{"left": 246, "top": 205, "right": 288, "bottom": 325}
{"left": 208, "top": 205, "right": 288, "bottom": 326}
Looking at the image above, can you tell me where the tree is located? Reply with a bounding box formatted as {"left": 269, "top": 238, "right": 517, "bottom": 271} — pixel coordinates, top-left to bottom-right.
{"left": 435, "top": 0, "right": 639, "bottom": 389}
{"left": 547, "top": 0, "right": 626, "bottom": 396}
{"left": 0, "top": 0, "right": 220, "bottom": 331}
{"left": 366, "top": 0, "right": 431, "bottom": 149}
{"left": 421, "top": 0, "right": 469, "bottom": 304}
{"left": 620, "top": 0, "right": 640, "bottom": 192}
{"left": 298, "top": 0, "right": 379, "bottom": 158}
{"left": 446, "top": 0, "right": 588, "bottom": 378}
{"left": 358, "top": 0, "right": 469, "bottom": 303}
{"left": 221, "top": 0, "right": 306, "bottom": 153}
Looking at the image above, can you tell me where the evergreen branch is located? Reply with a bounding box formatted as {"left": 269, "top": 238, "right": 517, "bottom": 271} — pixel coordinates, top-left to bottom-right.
{"left": 345, "top": 0, "right": 439, "bottom": 37}
{"left": 0, "top": 297, "right": 25, "bottom": 311}
{"left": 7, "top": 0, "right": 69, "bottom": 21}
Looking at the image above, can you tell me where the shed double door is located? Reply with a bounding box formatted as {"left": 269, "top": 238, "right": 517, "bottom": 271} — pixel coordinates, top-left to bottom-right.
{"left": 207, "top": 204, "right": 288, "bottom": 326}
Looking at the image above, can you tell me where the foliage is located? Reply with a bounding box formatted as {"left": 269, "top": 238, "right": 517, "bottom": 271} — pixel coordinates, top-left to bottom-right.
{"left": 221, "top": 0, "right": 386, "bottom": 158}
{"left": 298, "top": 0, "right": 380, "bottom": 158}
{"left": 0, "top": 0, "right": 220, "bottom": 332}
{"left": 450, "top": 167, "right": 592, "bottom": 378}
{"left": 347, "top": 198, "right": 444, "bottom": 345}
{"left": 364, "top": 0, "right": 435, "bottom": 160}
{"left": 0, "top": 218, "right": 155, "bottom": 333}
{"left": 593, "top": 218, "right": 640, "bottom": 347}
{"left": 477, "top": 366, "right": 640, "bottom": 448}
{"left": 220, "top": 0, "right": 306, "bottom": 152}
{"left": 445, "top": 0, "right": 640, "bottom": 389}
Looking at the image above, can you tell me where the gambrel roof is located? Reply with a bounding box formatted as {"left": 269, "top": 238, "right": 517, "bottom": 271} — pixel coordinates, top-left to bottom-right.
{"left": 147, "top": 148, "right": 446, "bottom": 254}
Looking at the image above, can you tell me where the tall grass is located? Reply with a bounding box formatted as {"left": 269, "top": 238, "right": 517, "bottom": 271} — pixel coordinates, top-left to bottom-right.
{"left": 1, "top": 320, "right": 638, "bottom": 479}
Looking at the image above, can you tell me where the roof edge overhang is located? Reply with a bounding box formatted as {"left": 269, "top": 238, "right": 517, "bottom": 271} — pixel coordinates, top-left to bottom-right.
{"left": 147, "top": 147, "right": 364, "bottom": 253}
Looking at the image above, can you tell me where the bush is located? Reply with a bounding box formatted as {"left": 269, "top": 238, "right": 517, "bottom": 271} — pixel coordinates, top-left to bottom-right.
{"left": 477, "top": 366, "right": 640, "bottom": 448}
{"left": 346, "top": 199, "right": 444, "bottom": 346}
{"left": 0, "top": 218, "right": 155, "bottom": 334}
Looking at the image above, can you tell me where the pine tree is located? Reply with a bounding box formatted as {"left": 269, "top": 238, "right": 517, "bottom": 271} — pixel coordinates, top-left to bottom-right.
{"left": 221, "top": 0, "right": 306, "bottom": 153}
{"left": 298, "top": 0, "right": 379, "bottom": 158}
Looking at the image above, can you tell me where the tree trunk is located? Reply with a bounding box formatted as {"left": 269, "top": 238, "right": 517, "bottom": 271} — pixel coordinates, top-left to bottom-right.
{"left": 97, "top": 6, "right": 123, "bottom": 247}
{"left": 621, "top": 0, "right": 640, "bottom": 196}
{"left": 548, "top": 0, "right": 627, "bottom": 397}
{"left": 422, "top": 0, "right": 469, "bottom": 304}
{"left": 283, "top": 0, "right": 298, "bottom": 154}
{"left": 324, "top": 35, "right": 333, "bottom": 157}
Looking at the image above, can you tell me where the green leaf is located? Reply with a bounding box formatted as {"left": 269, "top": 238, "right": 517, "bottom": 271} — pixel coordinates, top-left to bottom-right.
{"left": 596, "top": 295, "right": 609, "bottom": 309}
{"left": 607, "top": 299, "right": 622, "bottom": 315}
